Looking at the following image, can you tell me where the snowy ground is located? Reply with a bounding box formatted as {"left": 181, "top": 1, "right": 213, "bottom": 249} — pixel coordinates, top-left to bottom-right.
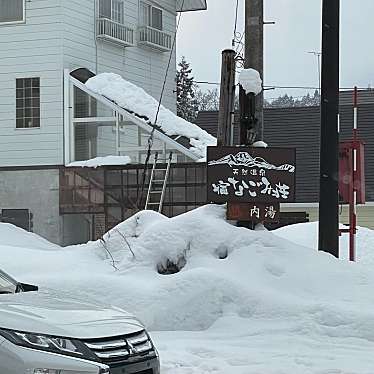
{"left": 2, "top": 206, "right": 374, "bottom": 373}
{"left": 274, "top": 221, "right": 374, "bottom": 264}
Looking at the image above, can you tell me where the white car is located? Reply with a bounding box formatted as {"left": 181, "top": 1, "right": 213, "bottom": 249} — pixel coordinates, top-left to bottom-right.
{"left": 0, "top": 269, "right": 160, "bottom": 374}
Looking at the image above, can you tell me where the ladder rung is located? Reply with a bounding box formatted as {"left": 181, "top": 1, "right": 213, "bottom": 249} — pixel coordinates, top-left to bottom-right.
{"left": 150, "top": 190, "right": 162, "bottom": 194}
{"left": 155, "top": 168, "right": 167, "bottom": 171}
{"left": 147, "top": 202, "right": 159, "bottom": 206}
{"left": 152, "top": 179, "right": 164, "bottom": 183}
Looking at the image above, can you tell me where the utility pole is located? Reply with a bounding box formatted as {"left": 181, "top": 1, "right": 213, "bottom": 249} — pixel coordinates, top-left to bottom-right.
{"left": 318, "top": 0, "right": 340, "bottom": 258}
{"left": 217, "top": 49, "right": 236, "bottom": 146}
{"left": 239, "top": 0, "right": 264, "bottom": 145}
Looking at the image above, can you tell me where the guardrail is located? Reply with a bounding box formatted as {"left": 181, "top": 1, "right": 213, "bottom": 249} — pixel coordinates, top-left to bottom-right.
{"left": 96, "top": 18, "right": 135, "bottom": 47}
{"left": 138, "top": 26, "right": 172, "bottom": 52}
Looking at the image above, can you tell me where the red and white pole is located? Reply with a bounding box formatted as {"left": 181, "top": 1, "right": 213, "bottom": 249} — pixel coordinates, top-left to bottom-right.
{"left": 353, "top": 86, "right": 358, "bottom": 139}
{"left": 350, "top": 87, "right": 358, "bottom": 261}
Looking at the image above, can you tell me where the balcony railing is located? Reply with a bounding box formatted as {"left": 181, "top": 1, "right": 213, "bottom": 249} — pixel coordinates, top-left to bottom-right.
{"left": 96, "top": 18, "right": 135, "bottom": 47}
{"left": 138, "top": 26, "right": 172, "bottom": 52}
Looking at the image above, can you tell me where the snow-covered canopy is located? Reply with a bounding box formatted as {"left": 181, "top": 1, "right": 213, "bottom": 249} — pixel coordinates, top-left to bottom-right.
{"left": 239, "top": 68, "right": 262, "bottom": 95}
{"left": 86, "top": 73, "right": 217, "bottom": 159}
{"left": 3, "top": 206, "right": 374, "bottom": 372}
{"left": 67, "top": 156, "right": 131, "bottom": 168}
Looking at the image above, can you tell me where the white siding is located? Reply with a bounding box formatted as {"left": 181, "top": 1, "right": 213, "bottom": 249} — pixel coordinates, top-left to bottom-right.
{"left": 62, "top": 0, "right": 177, "bottom": 112}
{"left": 0, "top": 0, "right": 179, "bottom": 167}
{"left": 0, "top": 0, "right": 63, "bottom": 167}
{"left": 63, "top": 0, "right": 178, "bottom": 161}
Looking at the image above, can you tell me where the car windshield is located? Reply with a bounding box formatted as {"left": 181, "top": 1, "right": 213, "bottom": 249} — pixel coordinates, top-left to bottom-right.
{"left": 0, "top": 271, "right": 17, "bottom": 294}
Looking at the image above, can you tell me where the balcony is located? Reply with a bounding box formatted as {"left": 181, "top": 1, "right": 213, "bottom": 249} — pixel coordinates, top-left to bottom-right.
{"left": 138, "top": 26, "right": 172, "bottom": 52}
{"left": 96, "top": 18, "right": 135, "bottom": 47}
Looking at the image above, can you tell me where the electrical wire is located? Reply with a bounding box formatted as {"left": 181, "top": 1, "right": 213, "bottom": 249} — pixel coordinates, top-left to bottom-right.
{"left": 235, "top": 30, "right": 245, "bottom": 52}
{"left": 194, "top": 81, "right": 372, "bottom": 91}
{"left": 232, "top": 0, "right": 240, "bottom": 47}
{"left": 137, "top": 0, "right": 186, "bottom": 208}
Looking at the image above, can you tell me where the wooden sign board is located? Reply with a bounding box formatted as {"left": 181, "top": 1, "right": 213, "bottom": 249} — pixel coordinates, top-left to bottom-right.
{"left": 227, "top": 202, "right": 280, "bottom": 222}
{"left": 207, "top": 146, "right": 296, "bottom": 204}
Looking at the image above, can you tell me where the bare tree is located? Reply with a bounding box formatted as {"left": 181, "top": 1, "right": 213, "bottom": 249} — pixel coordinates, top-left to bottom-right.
{"left": 195, "top": 88, "right": 220, "bottom": 112}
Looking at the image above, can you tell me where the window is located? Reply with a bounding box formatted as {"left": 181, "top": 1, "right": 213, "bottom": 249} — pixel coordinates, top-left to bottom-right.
{"left": 112, "top": 0, "right": 124, "bottom": 23}
{"left": 16, "top": 78, "right": 40, "bottom": 128}
{"left": 1, "top": 209, "right": 33, "bottom": 232}
{"left": 0, "top": 0, "right": 24, "bottom": 24}
{"left": 140, "top": 2, "right": 163, "bottom": 30}
{"left": 151, "top": 7, "right": 162, "bottom": 30}
{"left": 99, "top": 0, "right": 124, "bottom": 24}
{"left": 0, "top": 272, "right": 16, "bottom": 294}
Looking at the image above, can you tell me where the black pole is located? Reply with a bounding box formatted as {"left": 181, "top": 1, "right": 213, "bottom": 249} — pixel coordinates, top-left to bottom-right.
{"left": 239, "top": 0, "right": 263, "bottom": 145}
{"left": 318, "top": 0, "right": 340, "bottom": 258}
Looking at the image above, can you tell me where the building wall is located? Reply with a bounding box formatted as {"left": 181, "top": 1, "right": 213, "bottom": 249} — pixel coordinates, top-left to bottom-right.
{"left": 0, "top": 0, "right": 180, "bottom": 244}
{"left": 0, "top": 168, "right": 62, "bottom": 244}
{"left": 281, "top": 205, "right": 374, "bottom": 230}
{"left": 0, "top": 167, "right": 94, "bottom": 246}
{"left": 62, "top": 0, "right": 177, "bottom": 112}
{"left": 0, "top": 0, "right": 178, "bottom": 168}
{"left": 64, "top": 0, "right": 178, "bottom": 163}
{"left": 0, "top": 0, "right": 63, "bottom": 167}
{"left": 61, "top": 214, "right": 91, "bottom": 246}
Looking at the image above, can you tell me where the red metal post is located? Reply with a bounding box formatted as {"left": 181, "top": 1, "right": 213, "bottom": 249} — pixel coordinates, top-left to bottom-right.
{"left": 338, "top": 88, "right": 366, "bottom": 262}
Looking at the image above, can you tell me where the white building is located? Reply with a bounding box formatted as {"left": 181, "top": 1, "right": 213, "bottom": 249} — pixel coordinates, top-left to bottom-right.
{"left": 0, "top": 0, "right": 208, "bottom": 245}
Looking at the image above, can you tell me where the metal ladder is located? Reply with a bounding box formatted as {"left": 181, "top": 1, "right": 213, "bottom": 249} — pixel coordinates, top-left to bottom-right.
{"left": 145, "top": 152, "right": 172, "bottom": 213}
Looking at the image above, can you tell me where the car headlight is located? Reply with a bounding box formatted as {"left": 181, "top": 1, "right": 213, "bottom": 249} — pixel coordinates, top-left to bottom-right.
{"left": 0, "top": 329, "right": 96, "bottom": 360}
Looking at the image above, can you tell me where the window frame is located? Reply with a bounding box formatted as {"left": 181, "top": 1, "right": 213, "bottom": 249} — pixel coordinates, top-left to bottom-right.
{"left": 112, "top": 0, "right": 125, "bottom": 24}
{"left": 98, "top": 0, "right": 125, "bottom": 24}
{"left": 0, "top": 0, "right": 26, "bottom": 26}
{"left": 15, "top": 77, "right": 41, "bottom": 130}
{"left": 139, "top": 1, "right": 164, "bottom": 31}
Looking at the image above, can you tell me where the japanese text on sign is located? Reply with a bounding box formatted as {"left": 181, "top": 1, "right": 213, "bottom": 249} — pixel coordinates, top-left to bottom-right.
{"left": 207, "top": 147, "right": 296, "bottom": 204}
{"left": 226, "top": 202, "right": 280, "bottom": 222}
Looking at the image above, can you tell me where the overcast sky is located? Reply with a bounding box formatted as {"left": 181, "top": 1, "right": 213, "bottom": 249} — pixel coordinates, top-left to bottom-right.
{"left": 177, "top": 0, "right": 374, "bottom": 99}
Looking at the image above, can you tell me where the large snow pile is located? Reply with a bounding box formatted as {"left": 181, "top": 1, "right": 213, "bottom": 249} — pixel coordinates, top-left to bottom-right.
{"left": 0, "top": 222, "right": 59, "bottom": 250}
{"left": 86, "top": 73, "right": 217, "bottom": 159}
{"left": 67, "top": 155, "right": 131, "bottom": 168}
{"left": 239, "top": 68, "right": 262, "bottom": 95}
{"left": 3, "top": 206, "right": 374, "bottom": 373}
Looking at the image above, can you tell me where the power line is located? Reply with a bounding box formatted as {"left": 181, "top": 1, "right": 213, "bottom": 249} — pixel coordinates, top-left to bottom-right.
{"left": 232, "top": 0, "right": 240, "bottom": 47}
{"left": 193, "top": 80, "right": 371, "bottom": 91}
{"left": 266, "top": 85, "right": 320, "bottom": 90}
{"left": 266, "top": 95, "right": 313, "bottom": 101}
{"left": 194, "top": 81, "right": 220, "bottom": 85}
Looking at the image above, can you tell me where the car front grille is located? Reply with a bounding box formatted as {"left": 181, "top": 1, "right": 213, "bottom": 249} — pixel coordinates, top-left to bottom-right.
{"left": 82, "top": 330, "right": 153, "bottom": 364}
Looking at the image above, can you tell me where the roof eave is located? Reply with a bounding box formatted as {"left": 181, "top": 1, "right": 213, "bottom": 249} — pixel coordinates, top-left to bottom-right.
{"left": 177, "top": 0, "right": 207, "bottom": 12}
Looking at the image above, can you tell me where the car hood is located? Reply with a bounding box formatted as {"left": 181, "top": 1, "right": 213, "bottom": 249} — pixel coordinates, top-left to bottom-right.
{"left": 0, "top": 289, "right": 144, "bottom": 339}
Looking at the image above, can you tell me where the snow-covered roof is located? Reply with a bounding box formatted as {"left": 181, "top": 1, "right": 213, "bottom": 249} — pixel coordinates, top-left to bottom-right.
{"left": 67, "top": 156, "right": 131, "bottom": 168}
{"left": 84, "top": 73, "right": 216, "bottom": 160}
